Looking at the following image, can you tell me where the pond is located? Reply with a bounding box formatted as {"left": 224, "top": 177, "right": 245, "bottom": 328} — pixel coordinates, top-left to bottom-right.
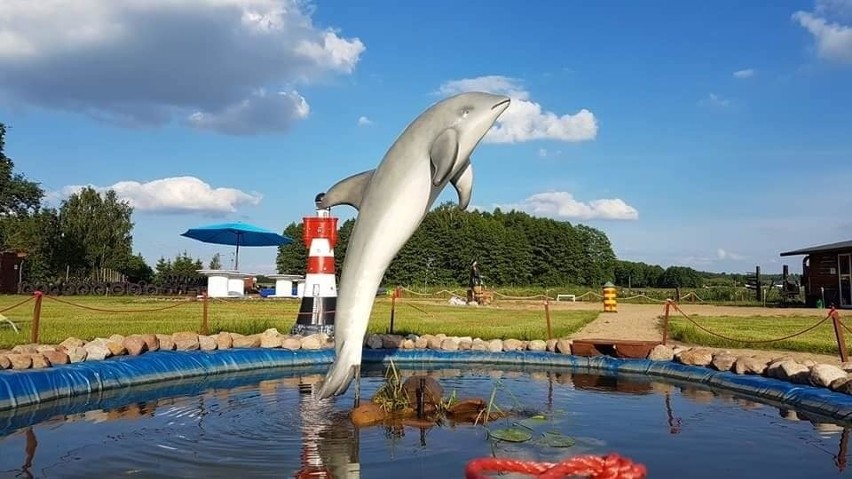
{"left": 0, "top": 362, "right": 850, "bottom": 478}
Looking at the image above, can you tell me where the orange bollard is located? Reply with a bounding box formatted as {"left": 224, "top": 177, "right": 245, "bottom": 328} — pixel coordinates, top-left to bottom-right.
{"left": 602, "top": 282, "right": 617, "bottom": 313}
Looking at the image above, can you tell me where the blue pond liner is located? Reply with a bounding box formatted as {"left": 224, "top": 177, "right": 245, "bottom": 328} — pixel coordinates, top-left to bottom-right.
{"left": 2, "top": 348, "right": 852, "bottom": 424}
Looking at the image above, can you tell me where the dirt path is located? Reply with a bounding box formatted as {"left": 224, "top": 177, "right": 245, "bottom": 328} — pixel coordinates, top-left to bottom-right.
{"left": 567, "top": 302, "right": 843, "bottom": 365}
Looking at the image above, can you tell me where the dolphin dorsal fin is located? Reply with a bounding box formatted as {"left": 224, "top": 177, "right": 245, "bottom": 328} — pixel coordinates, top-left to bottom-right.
{"left": 451, "top": 161, "right": 473, "bottom": 210}
{"left": 320, "top": 169, "right": 375, "bottom": 211}
{"left": 429, "top": 128, "right": 459, "bottom": 186}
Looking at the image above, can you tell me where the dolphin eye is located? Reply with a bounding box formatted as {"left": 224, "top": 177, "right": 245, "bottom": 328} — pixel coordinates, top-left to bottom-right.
{"left": 461, "top": 107, "right": 472, "bottom": 118}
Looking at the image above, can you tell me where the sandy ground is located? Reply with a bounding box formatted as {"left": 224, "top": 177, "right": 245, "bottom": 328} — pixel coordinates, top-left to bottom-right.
{"left": 563, "top": 302, "right": 844, "bottom": 365}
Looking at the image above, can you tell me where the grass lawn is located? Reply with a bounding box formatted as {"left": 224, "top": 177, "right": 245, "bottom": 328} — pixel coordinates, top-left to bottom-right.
{"left": 668, "top": 313, "right": 846, "bottom": 355}
{"left": 0, "top": 295, "right": 598, "bottom": 349}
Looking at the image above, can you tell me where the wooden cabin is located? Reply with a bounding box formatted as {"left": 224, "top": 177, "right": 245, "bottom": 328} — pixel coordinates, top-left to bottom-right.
{"left": 0, "top": 250, "right": 26, "bottom": 294}
{"left": 780, "top": 240, "right": 852, "bottom": 308}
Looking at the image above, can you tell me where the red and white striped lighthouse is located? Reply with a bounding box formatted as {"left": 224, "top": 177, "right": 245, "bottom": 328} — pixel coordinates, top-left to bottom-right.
{"left": 292, "top": 193, "right": 338, "bottom": 336}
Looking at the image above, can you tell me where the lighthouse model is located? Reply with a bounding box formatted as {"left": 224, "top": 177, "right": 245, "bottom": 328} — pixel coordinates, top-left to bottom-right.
{"left": 291, "top": 193, "right": 338, "bottom": 337}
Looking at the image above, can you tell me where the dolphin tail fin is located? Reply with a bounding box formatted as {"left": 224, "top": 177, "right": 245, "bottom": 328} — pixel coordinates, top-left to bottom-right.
{"left": 320, "top": 169, "right": 374, "bottom": 210}
{"left": 316, "top": 342, "right": 362, "bottom": 399}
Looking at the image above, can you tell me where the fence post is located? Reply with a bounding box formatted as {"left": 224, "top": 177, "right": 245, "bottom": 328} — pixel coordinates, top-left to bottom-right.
{"left": 830, "top": 308, "right": 848, "bottom": 363}
{"left": 544, "top": 296, "right": 553, "bottom": 340}
{"left": 31, "top": 291, "right": 43, "bottom": 344}
{"left": 662, "top": 300, "right": 671, "bottom": 345}
{"left": 388, "top": 286, "right": 398, "bottom": 334}
{"left": 201, "top": 292, "right": 209, "bottom": 335}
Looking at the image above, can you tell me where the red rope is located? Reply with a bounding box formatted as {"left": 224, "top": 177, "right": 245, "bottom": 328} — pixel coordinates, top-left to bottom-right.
{"left": 465, "top": 454, "right": 647, "bottom": 479}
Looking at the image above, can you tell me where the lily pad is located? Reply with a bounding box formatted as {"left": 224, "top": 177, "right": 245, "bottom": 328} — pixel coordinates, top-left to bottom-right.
{"left": 488, "top": 427, "right": 533, "bottom": 443}
{"left": 538, "top": 431, "right": 576, "bottom": 448}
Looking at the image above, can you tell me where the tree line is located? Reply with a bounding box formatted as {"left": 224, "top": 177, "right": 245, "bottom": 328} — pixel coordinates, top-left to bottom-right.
{"left": 2, "top": 121, "right": 754, "bottom": 291}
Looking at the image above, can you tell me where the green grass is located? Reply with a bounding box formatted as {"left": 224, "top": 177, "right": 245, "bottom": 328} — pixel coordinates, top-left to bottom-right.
{"left": 0, "top": 295, "right": 598, "bottom": 349}
{"left": 668, "top": 313, "right": 845, "bottom": 355}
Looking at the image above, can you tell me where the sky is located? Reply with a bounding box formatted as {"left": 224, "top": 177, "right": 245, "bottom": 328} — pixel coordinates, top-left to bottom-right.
{"left": 1, "top": 0, "right": 851, "bottom": 276}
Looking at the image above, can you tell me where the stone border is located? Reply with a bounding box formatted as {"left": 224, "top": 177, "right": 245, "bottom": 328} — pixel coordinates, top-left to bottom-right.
{"left": 3, "top": 331, "right": 852, "bottom": 422}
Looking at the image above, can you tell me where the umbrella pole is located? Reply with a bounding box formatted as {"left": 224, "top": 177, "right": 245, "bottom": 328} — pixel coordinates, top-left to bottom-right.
{"left": 235, "top": 239, "right": 240, "bottom": 271}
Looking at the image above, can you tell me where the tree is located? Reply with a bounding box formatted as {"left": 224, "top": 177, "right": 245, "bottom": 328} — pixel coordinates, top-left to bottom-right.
{"left": 209, "top": 252, "right": 222, "bottom": 270}
{"left": 58, "top": 187, "right": 134, "bottom": 277}
{"left": 276, "top": 222, "right": 307, "bottom": 275}
{"left": 0, "top": 123, "right": 43, "bottom": 218}
{"left": 124, "top": 253, "right": 154, "bottom": 283}
{"left": 154, "top": 251, "right": 203, "bottom": 283}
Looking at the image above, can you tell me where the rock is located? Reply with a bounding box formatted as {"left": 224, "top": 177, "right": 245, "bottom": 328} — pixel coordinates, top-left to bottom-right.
{"left": 458, "top": 340, "right": 472, "bottom": 351}
{"left": 108, "top": 334, "right": 126, "bottom": 344}
{"left": 405, "top": 334, "right": 419, "bottom": 341}
{"left": 59, "top": 337, "right": 85, "bottom": 350}
{"left": 215, "top": 332, "right": 233, "bottom": 350}
{"left": 42, "top": 350, "right": 70, "bottom": 365}
{"left": 733, "top": 356, "right": 769, "bottom": 375}
{"left": 383, "top": 335, "right": 404, "bottom": 349}
{"left": 832, "top": 378, "right": 852, "bottom": 395}
{"left": 8, "top": 354, "right": 32, "bottom": 369}
{"left": 841, "top": 361, "right": 852, "bottom": 373}
{"left": 487, "top": 339, "right": 503, "bottom": 353}
{"left": 503, "top": 339, "right": 524, "bottom": 351}
{"left": 457, "top": 336, "right": 473, "bottom": 344}
{"left": 809, "top": 364, "right": 847, "bottom": 388}
{"left": 106, "top": 340, "right": 127, "bottom": 356}
{"left": 447, "top": 398, "right": 487, "bottom": 422}
{"left": 260, "top": 333, "right": 281, "bottom": 348}
{"left": 440, "top": 338, "right": 459, "bottom": 351}
{"left": 66, "top": 347, "right": 87, "bottom": 363}
{"left": 173, "top": 332, "right": 200, "bottom": 351}
{"left": 301, "top": 334, "right": 324, "bottom": 350}
{"left": 281, "top": 337, "right": 301, "bottom": 350}
{"left": 11, "top": 344, "right": 38, "bottom": 354}
{"left": 263, "top": 328, "right": 281, "bottom": 336}
{"left": 365, "top": 334, "right": 383, "bottom": 349}
{"left": 0, "top": 355, "right": 9, "bottom": 369}
{"left": 139, "top": 334, "right": 160, "bottom": 352}
{"left": 36, "top": 345, "right": 57, "bottom": 353}
{"left": 648, "top": 344, "right": 675, "bottom": 362}
{"left": 198, "top": 335, "right": 217, "bottom": 351}
{"left": 803, "top": 359, "right": 817, "bottom": 367}
{"left": 471, "top": 340, "right": 489, "bottom": 352}
{"left": 427, "top": 337, "right": 444, "bottom": 349}
{"left": 402, "top": 375, "right": 444, "bottom": 406}
{"left": 830, "top": 376, "right": 852, "bottom": 391}
{"left": 350, "top": 402, "right": 386, "bottom": 427}
{"left": 780, "top": 361, "right": 811, "bottom": 383}
{"left": 414, "top": 337, "right": 428, "bottom": 349}
{"left": 156, "top": 334, "right": 176, "bottom": 351}
{"left": 556, "top": 339, "right": 572, "bottom": 355}
{"left": 29, "top": 354, "right": 51, "bottom": 368}
{"left": 527, "top": 340, "right": 547, "bottom": 351}
{"left": 232, "top": 334, "right": 260, "bottom": 348}
{"left": 675, "top": 348, "right": 713, "bottom": 367}
{"left": 402, "top": 339, "right": 416, "bottom": 349}
{"left": 84, "top": 340, "right": 111, "bottom": 361}
{"left": 672, "top": 346, "right": 688, "bottom": 356}
{"left": 546, "top": 339, "right": 558, "bottom": 352}
{"left": 123, "top": 336, "right": 148, "bottom": 356}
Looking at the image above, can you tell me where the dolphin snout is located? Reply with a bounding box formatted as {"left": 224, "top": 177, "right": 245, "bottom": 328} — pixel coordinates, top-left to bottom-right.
{"left": 492, "top": 97, "right": 511, "bottom": 111}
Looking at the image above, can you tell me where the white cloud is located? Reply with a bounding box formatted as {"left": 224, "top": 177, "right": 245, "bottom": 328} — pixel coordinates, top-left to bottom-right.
{"left": 732, "top": 68, "right": 756, "bottom": 78}
{"left": 357, "top": 116, "right": 372, "bottom": 126}
{"left": 437, "top": 76, "right": 598, "bottom": 143}
{"left": 699, "top": 93, "right": 731, "bottom": 108}
{"left": 793, "top": 1, "right": 852, "bottom": 64}
{"left": 0, "top": 0, "right": 365, "bottom": 134}
{"left": 498, "top": 191, "right": 638, "bottom": 221}
{"left": 716, "top": 248, "right": 745, "bottom": 261}
{"left": 56, "top": 176, "right": 262, "bottom": 215}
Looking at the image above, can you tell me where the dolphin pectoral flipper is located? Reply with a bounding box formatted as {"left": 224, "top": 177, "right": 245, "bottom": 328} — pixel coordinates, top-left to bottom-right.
{"left": 320, "top": 169, "right": 375, "bottom": 210}
{"left": 429, "top": 128, "right": 459, "bottom": 186}
{"left": 451, "top": 162, "right": 473, "bottom": 210}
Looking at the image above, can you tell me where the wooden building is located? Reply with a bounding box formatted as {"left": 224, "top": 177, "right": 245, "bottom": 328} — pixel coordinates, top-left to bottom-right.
{"left": 0, "top": 250, "right": 26, "bottom": 294}
{"left": 780, "top": 240, "right": 852, "bottom": 308}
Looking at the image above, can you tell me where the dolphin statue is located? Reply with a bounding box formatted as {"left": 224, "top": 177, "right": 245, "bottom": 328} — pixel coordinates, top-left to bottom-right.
{"left": 315, "top": 91, "right": 511, "bottom": 399}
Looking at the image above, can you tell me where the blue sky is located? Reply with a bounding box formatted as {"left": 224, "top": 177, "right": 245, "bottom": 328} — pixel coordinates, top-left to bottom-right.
{"left": 1, "top": 0, "right": 851, "bottom": 276}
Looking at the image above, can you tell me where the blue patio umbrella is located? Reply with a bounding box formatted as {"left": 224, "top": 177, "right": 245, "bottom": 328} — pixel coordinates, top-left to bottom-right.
{"left": 180, "top": 222, "right": 292, "bottom": 270}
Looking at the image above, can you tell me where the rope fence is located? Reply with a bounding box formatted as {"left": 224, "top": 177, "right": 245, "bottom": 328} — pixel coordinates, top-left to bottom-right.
{"left": 661, "top": 299, "right": 852, "bottom": 361}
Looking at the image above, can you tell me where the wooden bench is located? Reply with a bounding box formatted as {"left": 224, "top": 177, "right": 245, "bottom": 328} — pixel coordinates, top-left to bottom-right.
{"left": 570, "top": 339, "right": 661, "bottom": 359}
